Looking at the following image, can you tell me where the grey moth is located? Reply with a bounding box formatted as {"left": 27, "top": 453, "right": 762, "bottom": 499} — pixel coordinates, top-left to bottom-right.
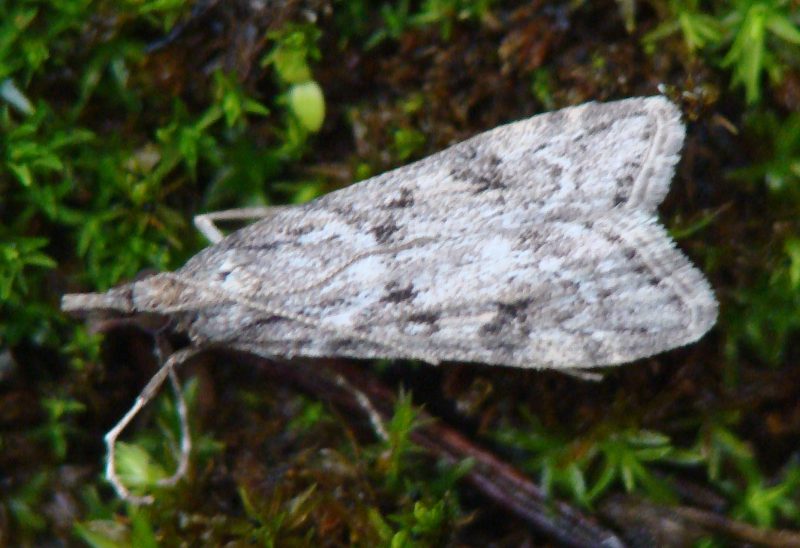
{"left": 62, "top": 96, "right": 717, "bottom": 502}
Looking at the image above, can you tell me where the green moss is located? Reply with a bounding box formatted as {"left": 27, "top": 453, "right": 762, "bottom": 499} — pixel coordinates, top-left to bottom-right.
{"left": 494, "top": 410, "right": 684, "bottom": 506}
{"left": 644, "top": 0, "right": 800, "bottom": 104}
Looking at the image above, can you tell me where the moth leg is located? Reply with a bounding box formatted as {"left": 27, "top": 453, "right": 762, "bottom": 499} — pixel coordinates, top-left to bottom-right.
{"left": 560, "top": 369, "right": 605, "bottom": 382}
{"left": 231, "top": 344, "right": 390, "bottom": 442}
{"left": 333, "top": 373, "right": 389, "bottom": 442}
{"left": 104, "top": 347, "right": 198, "bottom": 505}
{"left": 194, "top": 206, "right": 295, "bottom": 244}
{"left": 155, "top": 364, "right": 191, "bottom": 487}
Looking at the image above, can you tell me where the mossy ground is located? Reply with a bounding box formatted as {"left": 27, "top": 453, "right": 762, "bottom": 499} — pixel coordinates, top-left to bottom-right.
{"left": 2, "top": 1, "right": 800, "bottom": 545}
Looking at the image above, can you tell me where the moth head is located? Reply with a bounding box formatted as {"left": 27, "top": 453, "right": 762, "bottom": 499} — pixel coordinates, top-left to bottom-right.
{"left": 61, "top": 273, "right": 191, "bottom": 317}
{"left": 61, "top": 285, "right": 136, "bottom": 316}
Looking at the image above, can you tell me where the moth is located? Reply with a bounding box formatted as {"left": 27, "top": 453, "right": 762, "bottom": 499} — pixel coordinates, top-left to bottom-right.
{"left": 62, "top": 96, "right": 717, "bottom": 502}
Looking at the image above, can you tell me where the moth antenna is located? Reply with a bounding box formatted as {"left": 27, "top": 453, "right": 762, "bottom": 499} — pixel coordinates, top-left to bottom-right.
{"left": 193, "top": 205, "right": 294, "bottom": 243}
{"left": 104, "top": 347, "right": 198, "bottom": 505}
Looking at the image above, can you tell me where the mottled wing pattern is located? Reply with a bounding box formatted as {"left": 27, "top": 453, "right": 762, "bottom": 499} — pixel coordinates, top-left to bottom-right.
{"left": 165, "top": 96, "right": 716, "bottom": 368}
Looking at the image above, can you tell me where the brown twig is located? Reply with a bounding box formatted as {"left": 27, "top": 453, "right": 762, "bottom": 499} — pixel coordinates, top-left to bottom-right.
{"left": 235, "top": 352, "right": 625, "bottom": 548}
{"left": 241, "top": 354, "right": 800, "bottom": 546}
{"left": 601, "top": 494, "right": 800, "bottom": 547}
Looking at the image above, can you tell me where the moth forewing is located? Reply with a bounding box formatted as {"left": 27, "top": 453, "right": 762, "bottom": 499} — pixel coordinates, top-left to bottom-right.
{"left": 155, "top": 96, "right": 715, "bottom": 368}
{"left": 62, "top": 96, "right": 718, "bottom": 502}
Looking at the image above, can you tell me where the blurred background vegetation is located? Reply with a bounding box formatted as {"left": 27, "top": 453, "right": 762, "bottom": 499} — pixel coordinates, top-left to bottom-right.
{"left": 1, "top": 0, "right": 800, "bottom": 545}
